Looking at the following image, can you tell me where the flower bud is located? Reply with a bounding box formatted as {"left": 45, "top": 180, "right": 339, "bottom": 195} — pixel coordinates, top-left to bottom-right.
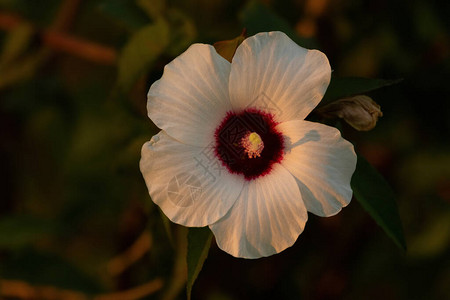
{"left": 316, "top": 95, "right": 383, "bottom": 131}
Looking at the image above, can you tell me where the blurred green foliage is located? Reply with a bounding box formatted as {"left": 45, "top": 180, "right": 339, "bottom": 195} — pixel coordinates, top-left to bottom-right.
{"left": 0, "top": 0, "right": 449, "bottom": 299}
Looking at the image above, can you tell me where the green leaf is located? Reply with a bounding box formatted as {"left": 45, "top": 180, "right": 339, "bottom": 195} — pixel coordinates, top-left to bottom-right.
{"left": 0, "top": 22, "right": 34, "bottom": 67}
{"left": 351, "top": 155, "right": 407, "bottom": 250}
{"left": 117, "top": 18, "right": 170, "bottom": 91}
{"left": 166, "top": 8, "right": 197, "bottom": 56}
{"left": 321, "top": 77, "right": 403, "bottom": 105}
{"left": 0, "top": 49, "right": 50, "bottom": 90}
{"left": 0, "top": 215, "right": 58, "bottom": 249}
{"left": 136, "top": 0, "right": 166, "bottom": 20}
{"left": 186, "top": 227, "right": 213, "bottom": 300}
{"left": 97, "top": 0, "right": 149, "bottom": 31}
{"left": 240, "top": 0, "right": 316, "bottom": 48}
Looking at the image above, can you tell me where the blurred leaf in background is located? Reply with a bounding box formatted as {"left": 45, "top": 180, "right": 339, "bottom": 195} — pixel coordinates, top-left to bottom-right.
{"left": 117, "top": 18, "right": 169, "bottom": 92}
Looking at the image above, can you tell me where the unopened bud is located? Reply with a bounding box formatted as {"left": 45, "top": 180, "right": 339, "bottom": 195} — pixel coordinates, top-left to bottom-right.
{"left": 316, "top": 95, "right": 383, "bottom": 131}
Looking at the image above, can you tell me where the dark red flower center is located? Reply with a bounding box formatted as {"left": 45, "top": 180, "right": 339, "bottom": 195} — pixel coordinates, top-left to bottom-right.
{"left": 214, "top": 109, "right": 284, "bottom": 180}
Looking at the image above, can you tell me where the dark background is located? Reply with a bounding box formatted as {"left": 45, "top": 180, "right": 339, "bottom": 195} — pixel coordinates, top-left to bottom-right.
{"left": 0, "top": 0, "right": 449, "bottom": 299}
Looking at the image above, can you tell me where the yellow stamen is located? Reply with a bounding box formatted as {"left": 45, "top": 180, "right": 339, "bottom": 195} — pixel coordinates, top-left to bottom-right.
{"left": 241, "top": 132, "right": 264, "bottom": 158}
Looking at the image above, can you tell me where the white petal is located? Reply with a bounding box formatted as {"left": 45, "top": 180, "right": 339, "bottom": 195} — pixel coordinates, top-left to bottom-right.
{"left": 140, "top": 131, "right": 243, "bottom": 226}
{"left": 209, "top": 164, "right": 308, "bottom": 259}
{"left": 277, "top": 120, "right": 357, "bottom": 217}
{"left": 229, "top": 31, "right": 331, "bottom": 122}
{"left": 148, "top": 44, "right": 231, "bottom": 147}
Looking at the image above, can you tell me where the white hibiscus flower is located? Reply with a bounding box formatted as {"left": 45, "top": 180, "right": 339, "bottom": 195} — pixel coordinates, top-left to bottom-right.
{"left": 140, "top": 31, "right": 357, "bottom": 259}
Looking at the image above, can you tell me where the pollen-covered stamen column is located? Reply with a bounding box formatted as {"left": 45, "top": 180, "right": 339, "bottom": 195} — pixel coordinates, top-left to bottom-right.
{"left": 241, "top": 132, "right": 264, "bottom": 158}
